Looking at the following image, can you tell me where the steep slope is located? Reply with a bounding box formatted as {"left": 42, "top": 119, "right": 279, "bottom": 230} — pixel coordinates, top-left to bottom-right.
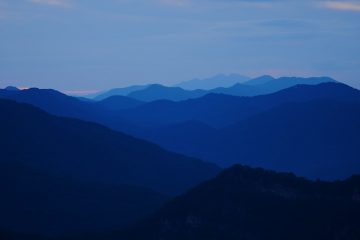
{"left": 120, "top": 165, "right": 360, "bottom": 240}
{"left": 127, "top": 84, "right": 207, "bottom": 102}
{"left": 0, "top": 161, "right": 167, "bottom": 236}
{"left": 0, "top": 99, "right": 220, "bottom": 195}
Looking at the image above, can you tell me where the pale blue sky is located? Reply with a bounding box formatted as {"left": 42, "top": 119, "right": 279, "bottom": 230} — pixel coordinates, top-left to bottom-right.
{"left": 1, "top": 0, "right": 360, "bottom": 93}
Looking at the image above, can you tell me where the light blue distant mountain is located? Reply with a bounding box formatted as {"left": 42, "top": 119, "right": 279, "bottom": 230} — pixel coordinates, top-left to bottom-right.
{"left": 212, "top": 76, "right": 337, "bottom": 96}
{"left": 89, "top": 76, "right": 336, "bottom": 102}
{"left": 242, "top": 75, "right": 275, "bottom": 85}
{"left": 175, "top": 74, "right": 250, "bottom": 90}
{"left": 4, "top": 86, "right": 20, "bottom": 91}
{"left": 127, "top": 84, "right": 207, "bottom": 102}
{"left": 97, "top": 95, "right": 145, "bottom": 111}
{"left": 94, "top": 85, "right": 148, "bottom": 101}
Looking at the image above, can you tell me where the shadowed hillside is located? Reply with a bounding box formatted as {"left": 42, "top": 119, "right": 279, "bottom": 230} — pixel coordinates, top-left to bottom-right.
{"left": 0, "top": 99, "right": 220, "bottom": 195}
{"left": 0, "top": 161, "right": 167, "bottom": 236}
{"left": 119, "top": 165, "right": 360, "bottom": 240}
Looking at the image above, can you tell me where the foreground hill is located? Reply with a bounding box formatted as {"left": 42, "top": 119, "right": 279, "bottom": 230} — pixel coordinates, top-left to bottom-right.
{"left": 120, "top": 165, "right": 360, "bottom": 240}
{"left": 0, "top": 99, "right": 220, "bottom": 195}
{"left": 0, "top": 161, "right": 167, "bottom": 236}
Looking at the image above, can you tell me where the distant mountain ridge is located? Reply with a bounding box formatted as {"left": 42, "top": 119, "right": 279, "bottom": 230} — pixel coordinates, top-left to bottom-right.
{"left": 127, "top": 84, "right": 207, "bottom": 102}
{"left": 94, "top": 85, "right": 148, "bottom": 101}
{"left": 85, "top": 76, "right": 336, "bottom": 102}
{"left": 175, "top": 74, "right": 250, "bottom": 90}
{"left": 119, "top": 82, "right": 356, "bottom": 128}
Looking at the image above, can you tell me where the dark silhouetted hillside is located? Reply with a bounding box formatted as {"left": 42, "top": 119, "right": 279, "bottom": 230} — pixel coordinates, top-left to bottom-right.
{"left": 0, "top": 87, "right": 140, "bottom": 134}
{"left": 0, "top": 161, "right": 167, "bottom": 236}
{"left": 0, "top": 99, "right": 220, "bottom": 195}
{"left": 120, "top": 165, "right": 360, "bottom": 240}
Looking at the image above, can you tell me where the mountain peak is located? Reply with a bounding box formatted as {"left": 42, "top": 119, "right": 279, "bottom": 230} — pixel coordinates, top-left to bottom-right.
{"left": 4, "top": 86, "right": 20, "bottom": 91}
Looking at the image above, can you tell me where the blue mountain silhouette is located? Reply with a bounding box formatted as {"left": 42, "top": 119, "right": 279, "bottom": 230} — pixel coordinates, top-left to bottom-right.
{"left": 0, "top": 99, "right": 219, "bottom": 195}
{"left": 94, "top": 85, "right": 148, "bottom": 101}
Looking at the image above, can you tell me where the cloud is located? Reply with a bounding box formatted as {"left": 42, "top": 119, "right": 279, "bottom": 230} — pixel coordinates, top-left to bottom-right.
{"left": 28, "top": 0, "right": 72, "bottom": 8}
{"left": 323, "top": 1, "right": 360, "bottom": 12}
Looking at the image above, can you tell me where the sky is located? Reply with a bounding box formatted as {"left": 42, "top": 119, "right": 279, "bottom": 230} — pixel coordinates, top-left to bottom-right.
{"left": 0, "top": 0, "right": 360, "bottom": 93}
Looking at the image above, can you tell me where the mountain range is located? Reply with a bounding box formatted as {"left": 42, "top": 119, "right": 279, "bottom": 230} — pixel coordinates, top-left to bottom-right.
{"left": 1, "top": 82, "right": 360, "bottom": 180}
{"left": 121, "top": 83, "right": 360, "bottom": 180}
{"left": 175, "top": 73, "right": 250, "bottom": 90}
{"left": 1, "top": 75, "right": 360, "bottom": 239}
{"left": 88, "top": 76, "right": 335, "bottom": 102}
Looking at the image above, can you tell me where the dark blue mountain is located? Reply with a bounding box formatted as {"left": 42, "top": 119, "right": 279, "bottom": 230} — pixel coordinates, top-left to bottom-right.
{"left": 119, "top": 165, "right": 360, "bottom": 240}
{"left": 0, "top": 87, "right": 139, "bottom": 133}
{"left": 0, "top": 99, "right": 220, "bottom": 195}
{"left": 119, "top": 83, "right": 360, "bottom": 180}
{"left": 94, "top": 85, "right": 148, "bottom": 101}
{"left": 119, "top": 82, "right": 360, "bottom": 128}
{"left": 96, "top": 95, "right": 145, "bottom": 111}
{"left": 127, "top": 84, "right": 207, "bottom": 102}
{"left": 215, "top": 100, "right": 360, "bottom": 179}
{"left": 0, "top": 161, "right": 167, "bottom": 236}
{"left": 175, "top": 74, "right": 250, "bottom": 90}
{"left": 141, "top": 99, "right": 360, "bottom": 180}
